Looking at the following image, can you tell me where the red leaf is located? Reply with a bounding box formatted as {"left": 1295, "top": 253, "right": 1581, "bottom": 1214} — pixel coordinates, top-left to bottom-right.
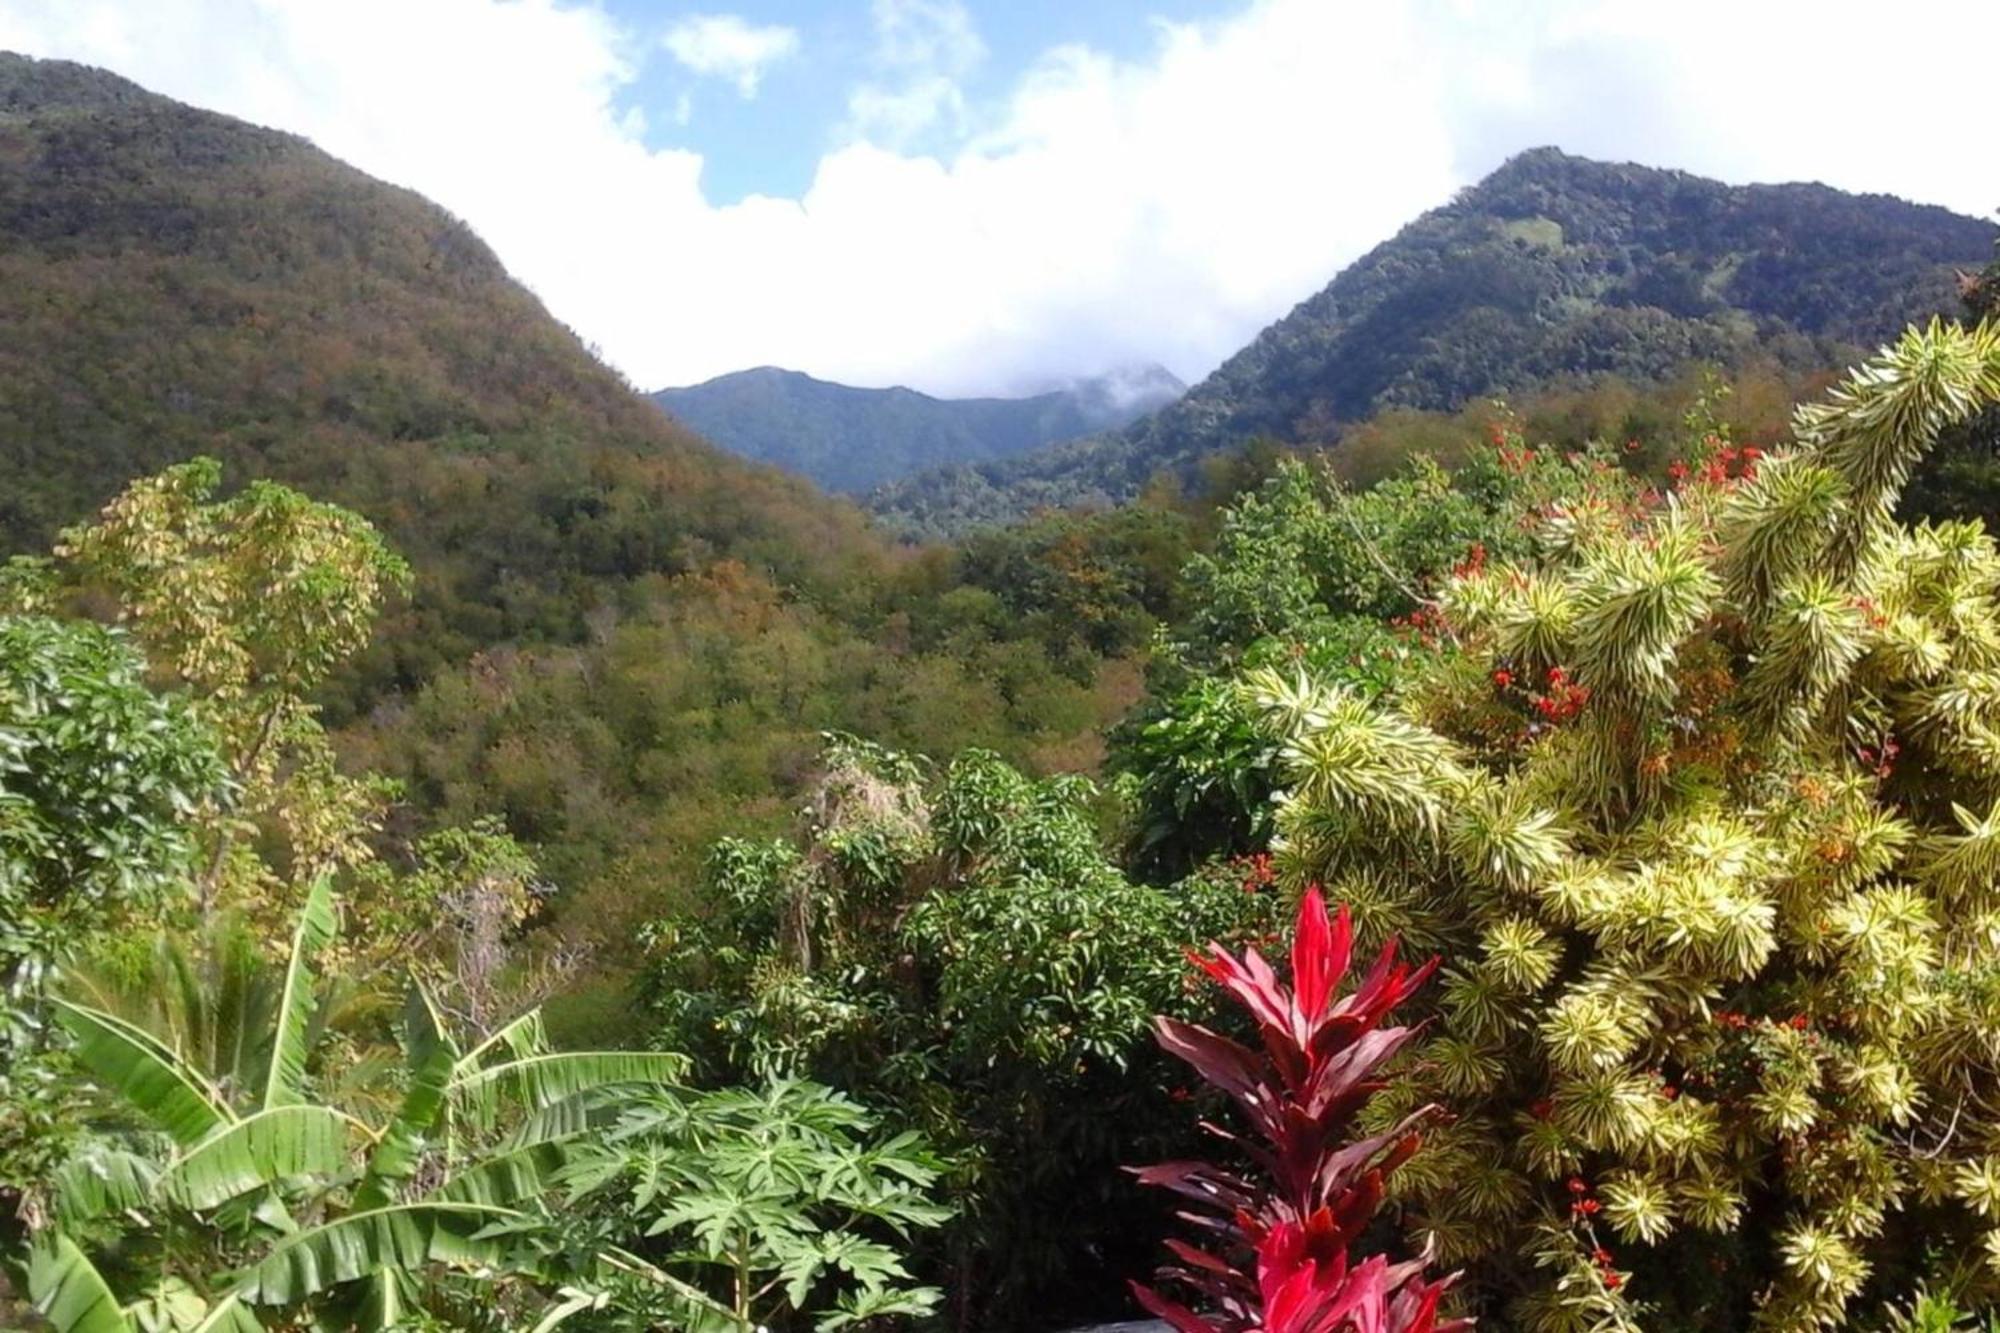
{"left": 1155, "top": 1016, "right": 1269, "bottom": 1105}
{"left": 1297, "top": 894, "right": 1355, "bottom": 1024}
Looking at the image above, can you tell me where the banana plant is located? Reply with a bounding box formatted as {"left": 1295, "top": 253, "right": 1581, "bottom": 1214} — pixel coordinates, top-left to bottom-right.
{"left": 27, "top": 879, "right": 687, "bottom": 1331}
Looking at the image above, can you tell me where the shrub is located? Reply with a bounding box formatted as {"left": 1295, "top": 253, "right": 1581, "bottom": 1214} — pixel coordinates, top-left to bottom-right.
{"left": 1130, "top": 888, "right": 1466, "bottom": 1333}
{"left": 1252, "top": 321, "right": 2000, "bottom": 1329}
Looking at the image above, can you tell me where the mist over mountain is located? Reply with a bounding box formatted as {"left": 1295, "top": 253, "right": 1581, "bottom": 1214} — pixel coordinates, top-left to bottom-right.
{"left": 650, "top": 363, "right": 1184, "bottom": 494}
{"left": 871, "top": 147, "right": 1998, "bottom": 536}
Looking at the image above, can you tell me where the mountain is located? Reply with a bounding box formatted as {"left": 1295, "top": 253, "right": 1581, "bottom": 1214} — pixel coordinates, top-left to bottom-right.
{"left": 872, "top": 147, "right": 1999, "bottom": 535}
{"left": 0, "top": 53, "right": 883, "bottom": 695}
{"left": 649, "top": 362, "right": 1184, "bottom": 494}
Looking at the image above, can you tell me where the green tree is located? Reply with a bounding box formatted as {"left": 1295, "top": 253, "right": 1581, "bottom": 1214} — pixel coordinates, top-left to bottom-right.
{"left": 38, "top": 459, "right": 410, "bottom": 934}
{"left": 1, "top": 616, "right": 224, "bottom": 1226}
{"left": 638, "top": 735, "right": 1278, "bottom": 1327}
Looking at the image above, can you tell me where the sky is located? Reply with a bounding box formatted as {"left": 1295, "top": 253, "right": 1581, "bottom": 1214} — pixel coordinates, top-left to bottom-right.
{"left": 0, "top": 0, "right": 1994, "bottom": 398}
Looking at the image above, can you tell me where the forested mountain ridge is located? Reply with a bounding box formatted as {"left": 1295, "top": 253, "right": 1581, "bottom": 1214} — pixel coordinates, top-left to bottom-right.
{"left": 651, "top": 363, "right": 1184, "bottom": 493}
{"left": 0, "top": 52, "right": 885, "bottom": 695}
{"left": 0, "top": 53, "right": 1165, "bottom": 1049}
{"left": 873, "top": 146, "right": 1998, "bottom": 535}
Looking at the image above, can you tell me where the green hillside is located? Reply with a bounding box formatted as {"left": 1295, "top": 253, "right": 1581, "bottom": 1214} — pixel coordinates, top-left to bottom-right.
{"left": 0, "top": 53, "right": 885, "bottom": 698}
{"left": 874, "top": 146, "right": 1997, "bottom": 535}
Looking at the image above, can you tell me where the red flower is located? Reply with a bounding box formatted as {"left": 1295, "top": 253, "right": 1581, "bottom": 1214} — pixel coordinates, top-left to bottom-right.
{"left": 1789, "top": 1013, "right": 1809, "bottom": 1031}
{"left": 1493, "top": 669, "right": 1513, "bottom": 689}
{"left": 1603, "top": 1272, "right": 1623, "bottom": 1291}
{"left": 1566, "top": 1177, "right": 1588, "bottom": 1195}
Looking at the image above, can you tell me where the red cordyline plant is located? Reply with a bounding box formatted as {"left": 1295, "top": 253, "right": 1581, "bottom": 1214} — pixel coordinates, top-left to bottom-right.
{"left": 1131, "top": 888, "right": 1467, "bottom": 1333}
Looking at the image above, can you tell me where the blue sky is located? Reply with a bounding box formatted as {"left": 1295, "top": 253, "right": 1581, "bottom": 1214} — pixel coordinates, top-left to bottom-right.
{"left": 2, "top": 1, "right": 1995, "bottom": 398}
{"left": 604, "top": 0, "right": 1222, "bottom": 203}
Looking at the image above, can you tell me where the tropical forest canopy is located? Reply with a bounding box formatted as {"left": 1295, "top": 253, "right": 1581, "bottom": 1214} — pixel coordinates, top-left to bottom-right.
{"left": 5, "top": 47, "right": 2000, "bottom": 1333}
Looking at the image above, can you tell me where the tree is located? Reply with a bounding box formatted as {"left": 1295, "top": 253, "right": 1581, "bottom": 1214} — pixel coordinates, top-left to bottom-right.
{"left": 0, "top": 616, "right": 224, "bottom": 1226}
{"left": 638, "top": 735, "right": 1279, "bottom": 1327}
{"left": 12, "top": 458, "right": 411, "bottom": 936}
{"left": 1250, "top": 320, "right": 2000, "bottom": 1329}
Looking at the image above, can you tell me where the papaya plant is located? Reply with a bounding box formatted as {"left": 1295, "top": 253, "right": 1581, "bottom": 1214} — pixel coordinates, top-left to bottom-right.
{"left": 551, "top": 1079, "right": 951, "bottom": 1333}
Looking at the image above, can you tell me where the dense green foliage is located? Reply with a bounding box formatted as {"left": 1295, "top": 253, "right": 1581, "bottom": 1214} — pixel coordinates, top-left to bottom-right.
{"left": 636, "top": 734, "right": 1281, "bottom": 1326}
{"left": 0, "top": 617, "right": 224, "bottom": 1214}
{"left": 652, "top": 365, "right": 1182, "bottom": 496}
{"left": 872, "top": 148, "right": 1995, "bottom": 535}
{"left": 1249, "top": 321, "right": 2000, "bottom": 1329}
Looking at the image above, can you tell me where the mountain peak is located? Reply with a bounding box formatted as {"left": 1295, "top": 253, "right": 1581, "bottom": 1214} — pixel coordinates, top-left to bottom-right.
{"left": 651, "top": 363, "right": 1183, "bottom": 495}
{"left": 0, "top": 51, "right": 154, "bottom": 112}
{"left": 871, "top": 151, "right": 1997, "bottom": 535}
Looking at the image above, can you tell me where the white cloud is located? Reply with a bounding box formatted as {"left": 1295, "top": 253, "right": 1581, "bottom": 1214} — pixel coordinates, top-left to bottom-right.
{"left": 0, "top": 0, "right": 1994, "bottom": 400}
{"left": 844, "top": 0, "right": 985, "bottom": 147}
{"left": 661, "top": 12, "right": 797, "bottom": 98}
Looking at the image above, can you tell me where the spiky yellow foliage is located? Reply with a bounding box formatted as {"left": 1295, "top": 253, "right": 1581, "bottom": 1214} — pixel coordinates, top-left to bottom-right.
{"left": 1262, "top": 323, "right": 2000, "bottom": 1327}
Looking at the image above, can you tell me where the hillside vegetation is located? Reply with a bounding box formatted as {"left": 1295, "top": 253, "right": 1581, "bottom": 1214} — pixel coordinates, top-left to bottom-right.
{"left": 0, "top": 51, "right": 1154, "bottom": 1031}
{"left": 874, "top": 147, "right": 1996, "bottom": 534}
{"left": 651, "top": 363, "right": 1183, "bottom": 494}
{"left": 0, "top": 53, "right": 884, "bottom": 698}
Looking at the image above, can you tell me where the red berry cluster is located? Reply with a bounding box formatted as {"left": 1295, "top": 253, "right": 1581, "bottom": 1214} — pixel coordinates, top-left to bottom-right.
{"left": 1391, "top": 604, "right": 1448, "bottom": 651}
{"left": 1493, "top": 663, "right": 1590, "bottom": 727}
{"left": 1532, "top": 666, "right": 1590, "bottom": 722}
